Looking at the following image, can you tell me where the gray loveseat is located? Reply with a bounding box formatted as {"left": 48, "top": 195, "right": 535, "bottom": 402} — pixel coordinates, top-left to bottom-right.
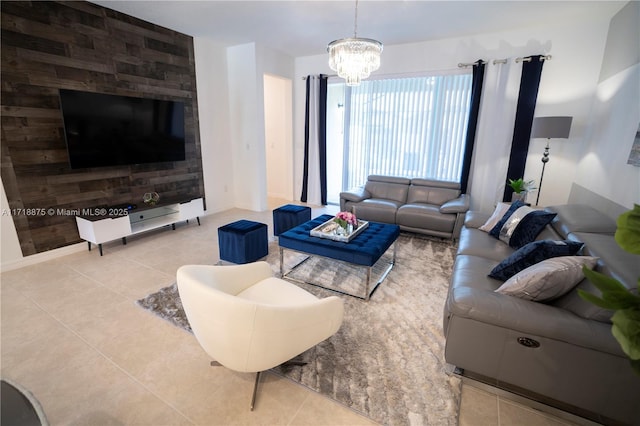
{"left": 339, "top": 175, "right": 470, "bottom": 239}
{"left": 443, "top": 204, "right": 640, "bottom": 425}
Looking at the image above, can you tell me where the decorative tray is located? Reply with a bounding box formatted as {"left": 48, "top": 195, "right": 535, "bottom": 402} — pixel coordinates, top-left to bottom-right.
{"left": 310, "top": 217, "right": 369, "bottom": 242}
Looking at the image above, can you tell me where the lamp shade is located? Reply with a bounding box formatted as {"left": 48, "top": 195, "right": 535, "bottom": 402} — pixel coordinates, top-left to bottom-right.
{"left": 531, "top": 116, "right": 573, "bottom": 139}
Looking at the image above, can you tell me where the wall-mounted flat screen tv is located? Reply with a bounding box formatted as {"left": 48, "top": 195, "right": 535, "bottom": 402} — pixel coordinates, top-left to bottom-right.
{"left": 59, "top": 89, "right": 186, "bottom": 169}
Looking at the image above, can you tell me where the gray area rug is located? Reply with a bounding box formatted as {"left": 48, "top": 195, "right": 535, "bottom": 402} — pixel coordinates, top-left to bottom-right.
{"left": 137, "top": 233, "right": 461, "bottom": 425}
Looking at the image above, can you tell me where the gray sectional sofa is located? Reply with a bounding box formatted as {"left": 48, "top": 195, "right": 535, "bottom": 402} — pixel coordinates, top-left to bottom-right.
{"left": 444, "top": 204, "right": 640, "bottom": 425}
{"left": 339, "top": 175, "right": 470, "bottom": 239}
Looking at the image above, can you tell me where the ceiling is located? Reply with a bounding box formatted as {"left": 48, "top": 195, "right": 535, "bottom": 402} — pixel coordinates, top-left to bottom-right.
{"left": 91, "top": 1, "right": 626, "bottom": 57}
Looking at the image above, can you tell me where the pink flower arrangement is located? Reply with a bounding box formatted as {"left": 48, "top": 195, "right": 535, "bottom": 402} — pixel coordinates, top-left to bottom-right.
{"left": 334, "top": 211, "right": 357, "bottom": 229}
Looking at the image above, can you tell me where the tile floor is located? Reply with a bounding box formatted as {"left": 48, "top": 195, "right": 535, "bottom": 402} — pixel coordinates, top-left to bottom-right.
{"left": 1, "top": 200, "right": 595, "bottom": 425}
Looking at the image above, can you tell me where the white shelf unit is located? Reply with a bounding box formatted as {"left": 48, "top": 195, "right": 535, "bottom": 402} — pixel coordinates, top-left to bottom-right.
{"left": 76, "top": 198, "right": 204, "bottom": 255}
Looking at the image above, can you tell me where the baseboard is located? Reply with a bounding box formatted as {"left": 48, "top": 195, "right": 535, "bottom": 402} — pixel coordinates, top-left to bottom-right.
{"left": 1, "top": 242, "right": 87, "bottom": 272}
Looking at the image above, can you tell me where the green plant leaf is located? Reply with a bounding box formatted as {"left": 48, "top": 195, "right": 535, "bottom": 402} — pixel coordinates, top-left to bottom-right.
{"left": 579, "top": 268, "right": 640, "bottom": 309}
{"left": 577, "top": 289, "right": 618, "bottom": 310}
{"left": 615, "top": 204, "right": 640, "bottom": 255}
{"left": 611, "top": 309, "right": 640, "bottom": 361}
{"left": 508, "top": 178, "right": 524, "bottom": 193}
{"left": 582, "top": 267, "right": 626, "bottom": 292}
{"left": 582, "top": 268, "right": 635, "bottom": 297}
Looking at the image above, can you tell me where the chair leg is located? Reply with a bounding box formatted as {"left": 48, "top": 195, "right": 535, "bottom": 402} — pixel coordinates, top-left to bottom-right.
{"left": 250, "top": 371, "right": 260, "bottom": 411}
{"left": 210, "top": 360, "right": 305, "bottom": 411}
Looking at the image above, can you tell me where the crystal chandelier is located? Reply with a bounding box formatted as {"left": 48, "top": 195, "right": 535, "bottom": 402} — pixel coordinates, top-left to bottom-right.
{"left": 327, "top": 0, "right": 383, "bottom": 86}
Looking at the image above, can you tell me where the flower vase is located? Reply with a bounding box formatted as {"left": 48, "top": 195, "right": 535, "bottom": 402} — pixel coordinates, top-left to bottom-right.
{"left": 347, "top": 223, "right": 353, "bottom": 235}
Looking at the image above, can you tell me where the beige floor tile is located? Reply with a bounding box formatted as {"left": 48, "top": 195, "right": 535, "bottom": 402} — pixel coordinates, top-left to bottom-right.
{"left": 289, "top": 385, "right": 377, "bottom": 425}
{"left": 174, "top": 371, "right": 307, "bottom": 425}
{"left": 499, "top": 399, "right": 578, "bottom": 426}
{"left": 0, "top": 259, "right": 75, "bottom": 288}
{"left": 459, "top": 384, "right": 499, "bottom": 426}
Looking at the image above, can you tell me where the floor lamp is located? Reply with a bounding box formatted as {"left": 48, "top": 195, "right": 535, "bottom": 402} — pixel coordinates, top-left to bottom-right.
{"left": 531, "top": 116, "right": 573, "bottom": 206}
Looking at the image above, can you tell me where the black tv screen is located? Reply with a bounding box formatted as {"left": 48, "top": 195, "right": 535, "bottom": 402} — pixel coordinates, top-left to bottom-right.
{"left": 59, "top": 89, "right": 186, "bottom": 169}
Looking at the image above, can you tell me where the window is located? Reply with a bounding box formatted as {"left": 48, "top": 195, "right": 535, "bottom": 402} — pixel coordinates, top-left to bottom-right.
{"left": 326, "top": 72, "right": 472, "bottom": 204}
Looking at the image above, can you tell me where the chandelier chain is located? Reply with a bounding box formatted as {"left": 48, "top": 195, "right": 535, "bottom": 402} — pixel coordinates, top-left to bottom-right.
{"left": 353, "top": 0, "right": 359, "bottom": 37}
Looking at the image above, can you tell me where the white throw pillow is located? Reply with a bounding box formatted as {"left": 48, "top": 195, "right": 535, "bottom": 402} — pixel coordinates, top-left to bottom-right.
{"left": 479, "top": 202, "right": 510, "bottom": 232}
{"left": 495, "top": 256, "right": 599, "bottom": 301}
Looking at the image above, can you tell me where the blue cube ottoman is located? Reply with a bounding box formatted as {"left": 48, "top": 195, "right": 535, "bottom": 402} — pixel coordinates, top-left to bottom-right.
{"left": 218, "top": 220, "right": 268, "bottom": 264}
{"left": 273, "top": 204, "right": 312, "bottom": 236}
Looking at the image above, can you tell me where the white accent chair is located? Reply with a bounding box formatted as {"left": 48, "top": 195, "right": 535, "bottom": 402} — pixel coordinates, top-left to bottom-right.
{"left": 176, "top": 262, "right": 344, "bottom": 410}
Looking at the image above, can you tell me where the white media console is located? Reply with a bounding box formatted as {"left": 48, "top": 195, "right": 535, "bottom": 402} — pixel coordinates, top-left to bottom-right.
{"left": 76, "top": 197, "right": 204, "bottom": 256}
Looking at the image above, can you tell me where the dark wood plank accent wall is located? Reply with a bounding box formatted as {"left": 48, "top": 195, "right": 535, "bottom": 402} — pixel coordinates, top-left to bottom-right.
{"left": 1, "top": 1, "right": 205, "bottom": 256}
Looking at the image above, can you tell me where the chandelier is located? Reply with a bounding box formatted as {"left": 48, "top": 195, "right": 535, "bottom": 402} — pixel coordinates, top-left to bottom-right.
{"left": 327, "top": 0, "right": 383, "bottom": 86}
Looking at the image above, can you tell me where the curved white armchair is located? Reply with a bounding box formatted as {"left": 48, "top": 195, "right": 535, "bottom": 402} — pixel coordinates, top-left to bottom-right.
{"left": 176, "top": 261, "right": 344, "bottom": 410}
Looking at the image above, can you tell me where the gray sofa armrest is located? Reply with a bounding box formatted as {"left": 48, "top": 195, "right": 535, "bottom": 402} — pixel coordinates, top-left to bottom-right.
{"left": 340, "top": 187, "right": 370, "bottom": 203}
{"left": 439, "top": 194, "right": 470, "bottom": 214}
{"left": 463, "top": 211, "right": 491, "bottom": 228}
{"left": 339, "top": 187, "right": 371, "bottom": 211}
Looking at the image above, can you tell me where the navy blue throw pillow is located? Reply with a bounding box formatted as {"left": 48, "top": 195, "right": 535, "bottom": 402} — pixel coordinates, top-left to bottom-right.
{"left": 503, "top": 210, "right": 557, "bottom": 249}
{"left": 489, "top": 200, "right": 525, "bottom": 238}
{"left": 489, "top": 240, "right": 584, "bottom": 281}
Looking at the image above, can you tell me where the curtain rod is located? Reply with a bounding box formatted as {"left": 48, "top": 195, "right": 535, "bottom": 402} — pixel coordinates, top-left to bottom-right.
{"left": 301, "top": 74, "right": 337, "bottom": 80}
{"left": 515, "top": 54, "right": 552, "bottom": 63}
{"left": 457, "top": 59, "right": 508, "bottom": 68}
{"left": 457, "top": 60, "right": 487, "bottom": 68}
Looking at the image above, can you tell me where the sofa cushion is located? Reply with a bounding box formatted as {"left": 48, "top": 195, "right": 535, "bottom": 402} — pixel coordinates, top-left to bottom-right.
{"left": 407, "top": 180, "right": 461, "bottom": 206}
{"left": 457, "top": 226, "right": 516, "bottom": 262}
{"left": 545, "top": 204, "right": 617, "bottom": 238}
{"left": 497, "top": 207, "right": 557, "bottom": 248}
{"left": 489, "top": 240, "right": 584, "bottom": 281}
{"left": 353, "top": 199, "right": 402, "bottom": 224}
{"left": 396, "top": 203, "right": 456, "bottom": 232}
{"left": 495, "top": 256, "right": 598, "bottom": 301}
{"left": 364, "top": 176, "right": 410, "bottom": 203}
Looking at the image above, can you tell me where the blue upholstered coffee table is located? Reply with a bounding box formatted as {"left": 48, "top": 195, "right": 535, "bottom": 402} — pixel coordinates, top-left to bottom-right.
{"left": 278, "top": 214, "right": 400, "bottom": 301}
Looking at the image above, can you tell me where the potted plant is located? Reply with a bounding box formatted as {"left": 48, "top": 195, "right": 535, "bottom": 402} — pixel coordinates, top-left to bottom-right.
{"left": 508, "top": 178, "right": 536, "bottom": 202}
{"left": 579, "top": 204, "right": 640, "bottom": 375}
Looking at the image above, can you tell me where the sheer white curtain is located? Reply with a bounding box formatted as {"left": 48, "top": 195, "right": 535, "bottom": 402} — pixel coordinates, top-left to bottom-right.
{"left": 343, "top": 73, "right": 472, "bottom": 190}
{"left": 469, "top": 61, "right": 521, "bottom": 213}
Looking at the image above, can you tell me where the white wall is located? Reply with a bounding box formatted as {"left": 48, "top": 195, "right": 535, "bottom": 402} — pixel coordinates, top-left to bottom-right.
{"left": 294, "top": 16, "right": 617, "bottom": 208}
{"left": 224, "top": 43, "right": 295, "bottom": 211}
{"left": 1, "top": 177, "right": 24, "bottom": 266}
{"left": 194, "top": 37, "right": 234, "bottom": 213}
{"left": 264, "top": 74, "right": 293, "bottom": 200}
{"left": 572, "top": 2, "right": 640, "bottom": 210}
{"left": 574, "top": 64, "right": 640, "bottom": 208}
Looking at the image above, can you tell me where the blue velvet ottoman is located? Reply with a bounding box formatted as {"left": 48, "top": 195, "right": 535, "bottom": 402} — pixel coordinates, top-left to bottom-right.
{"left": 278, "top": 214, "right": 400, "bottom": 300}
{"left": 218, "top": 220, "right": 268, "bottom": 264}
{"left": 273, "top": 204, "right": 312, "bottom": 236}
